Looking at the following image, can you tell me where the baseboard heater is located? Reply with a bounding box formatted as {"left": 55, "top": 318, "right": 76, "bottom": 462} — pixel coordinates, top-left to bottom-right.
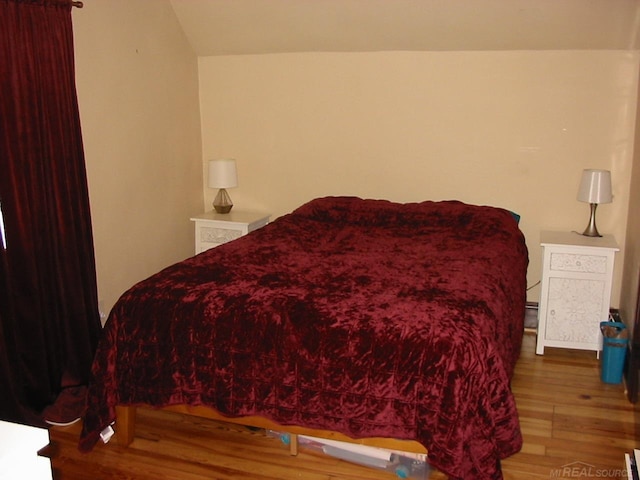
{"left": 525, "top": 302, "right": 538, "bottom": 330}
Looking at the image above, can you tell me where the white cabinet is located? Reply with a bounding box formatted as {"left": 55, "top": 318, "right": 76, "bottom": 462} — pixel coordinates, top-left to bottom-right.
{"left": 0, "top": 420, "right": 52, "bottom": 479}
{"left": 190, "top": 211, "right": 270, "bottom": 254}
{"left": 536, "top": 231, "right": 619, "bottom": 355}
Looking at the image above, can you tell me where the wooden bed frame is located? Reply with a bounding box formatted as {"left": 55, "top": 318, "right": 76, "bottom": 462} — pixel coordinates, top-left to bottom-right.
{"left": 115, "top": 405, "right": 428, "bottom": 456}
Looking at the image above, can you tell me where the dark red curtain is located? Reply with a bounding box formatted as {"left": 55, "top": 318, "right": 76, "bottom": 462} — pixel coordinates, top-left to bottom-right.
{"left": 0, "top": 0, "right": 101, "bottom": 426}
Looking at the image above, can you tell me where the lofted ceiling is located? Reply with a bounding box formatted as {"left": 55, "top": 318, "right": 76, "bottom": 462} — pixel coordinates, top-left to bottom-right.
{"left": 169, "top": 0, "right": 640, "bottom": 57}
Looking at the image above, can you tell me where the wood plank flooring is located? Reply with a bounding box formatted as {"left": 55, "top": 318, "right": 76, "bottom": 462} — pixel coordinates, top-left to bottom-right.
{"left": 47, "top": 333, "right": 639, "bottom": 479}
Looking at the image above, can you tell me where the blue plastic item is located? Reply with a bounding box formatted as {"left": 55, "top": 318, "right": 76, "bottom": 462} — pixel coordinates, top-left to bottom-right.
{"left": 600, "top": 321, "right": 628, "bottom": 384}
{"left": 395, "top": 464, "right": 410, "bottom": 478}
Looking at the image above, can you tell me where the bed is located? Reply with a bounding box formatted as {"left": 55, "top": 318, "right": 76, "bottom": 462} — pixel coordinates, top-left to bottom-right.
{"left": 79, "top": 196, "right": 528, "bottom": 479}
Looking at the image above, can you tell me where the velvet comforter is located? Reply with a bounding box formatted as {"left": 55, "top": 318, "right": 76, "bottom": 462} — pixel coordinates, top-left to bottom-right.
{"left": 80, "top": 197, "right": 528, "bottom": 479}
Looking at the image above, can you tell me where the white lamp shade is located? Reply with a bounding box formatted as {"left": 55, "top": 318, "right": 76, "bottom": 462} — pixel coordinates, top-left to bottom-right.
{"left": 208, "top": 159, "right": 238, "bottom": 189}
{"left": 577, "top": 169, "right": 612, "bottom": 204}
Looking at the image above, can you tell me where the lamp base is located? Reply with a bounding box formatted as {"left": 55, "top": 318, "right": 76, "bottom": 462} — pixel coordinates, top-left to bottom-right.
{"left": 581, "top": 203, "right": 602, "bottom": 237}
{"left": 214, "top": 205, "right": 233, "bottom": 214}
{"left": 582, "top": 228, "right": 602, "bottom": 238}
{"left": 213, "top": 188, "right": 233, "bottom": 214}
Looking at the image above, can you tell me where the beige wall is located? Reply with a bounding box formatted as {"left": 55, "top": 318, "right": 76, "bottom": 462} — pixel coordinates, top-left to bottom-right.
{"left": 69, "top": 0, "right": 639, "bottom": 316}
{"left": 199, "top": 51, "right": 638, "bottom": 306}
{"left": 73, "top": 0, "right": 203, "bottom": 320}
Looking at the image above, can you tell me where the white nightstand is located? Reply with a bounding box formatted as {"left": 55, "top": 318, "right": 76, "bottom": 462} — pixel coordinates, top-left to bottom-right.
{"left": 536, "top": 230, "right": 619, "bottom": 356}
{"left": 190, "top": 211, "right": 270, "bottom": 254}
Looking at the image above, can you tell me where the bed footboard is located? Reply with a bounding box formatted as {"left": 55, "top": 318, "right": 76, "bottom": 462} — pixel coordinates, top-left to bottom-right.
{"left": 113, "top": 404, "right": 301, "bottom": 454}
{"left": 112, "top": 404, "right": 424, "bottom": 457}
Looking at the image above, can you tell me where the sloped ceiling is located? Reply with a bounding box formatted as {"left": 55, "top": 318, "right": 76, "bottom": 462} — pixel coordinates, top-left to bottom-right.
{"left": 169, "top": 0, "right": 640, "bottom": 56}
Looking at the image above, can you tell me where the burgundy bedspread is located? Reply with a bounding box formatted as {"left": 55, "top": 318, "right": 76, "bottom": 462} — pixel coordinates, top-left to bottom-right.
{"left": 80, "top": 196, "right": 528, "bottom": 479}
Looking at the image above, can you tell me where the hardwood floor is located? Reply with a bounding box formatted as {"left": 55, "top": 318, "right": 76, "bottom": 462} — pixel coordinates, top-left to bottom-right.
{"left": 47, "top": 333, "right": 639, "bottom": 479}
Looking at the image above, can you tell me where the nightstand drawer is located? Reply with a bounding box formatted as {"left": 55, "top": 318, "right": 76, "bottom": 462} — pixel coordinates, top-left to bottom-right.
{"left": 200, "top": 227, "right": 242, "bottom": 245}
{"left": 190, "top": 210, "right": 271, "bottom": 255}
{"left": 549, "top": 252, "right": 608, "bottom": 274}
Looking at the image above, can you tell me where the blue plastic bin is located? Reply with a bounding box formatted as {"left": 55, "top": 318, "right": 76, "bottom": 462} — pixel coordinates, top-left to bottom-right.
{"left": 599, "top": 321, "right": 628, "bottom": 384}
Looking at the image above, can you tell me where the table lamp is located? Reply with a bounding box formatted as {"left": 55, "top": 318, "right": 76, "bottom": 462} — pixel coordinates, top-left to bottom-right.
{"left": 577, "top": 169, "right": 612, "bottom": 237}
{"left": 208, "top": 159, "right": 238, "bottom": 214}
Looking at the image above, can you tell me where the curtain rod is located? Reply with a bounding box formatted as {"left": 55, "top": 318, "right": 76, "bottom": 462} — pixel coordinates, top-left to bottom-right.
{"left": 72, "top": 1, "right": 83, "bottom": 7}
